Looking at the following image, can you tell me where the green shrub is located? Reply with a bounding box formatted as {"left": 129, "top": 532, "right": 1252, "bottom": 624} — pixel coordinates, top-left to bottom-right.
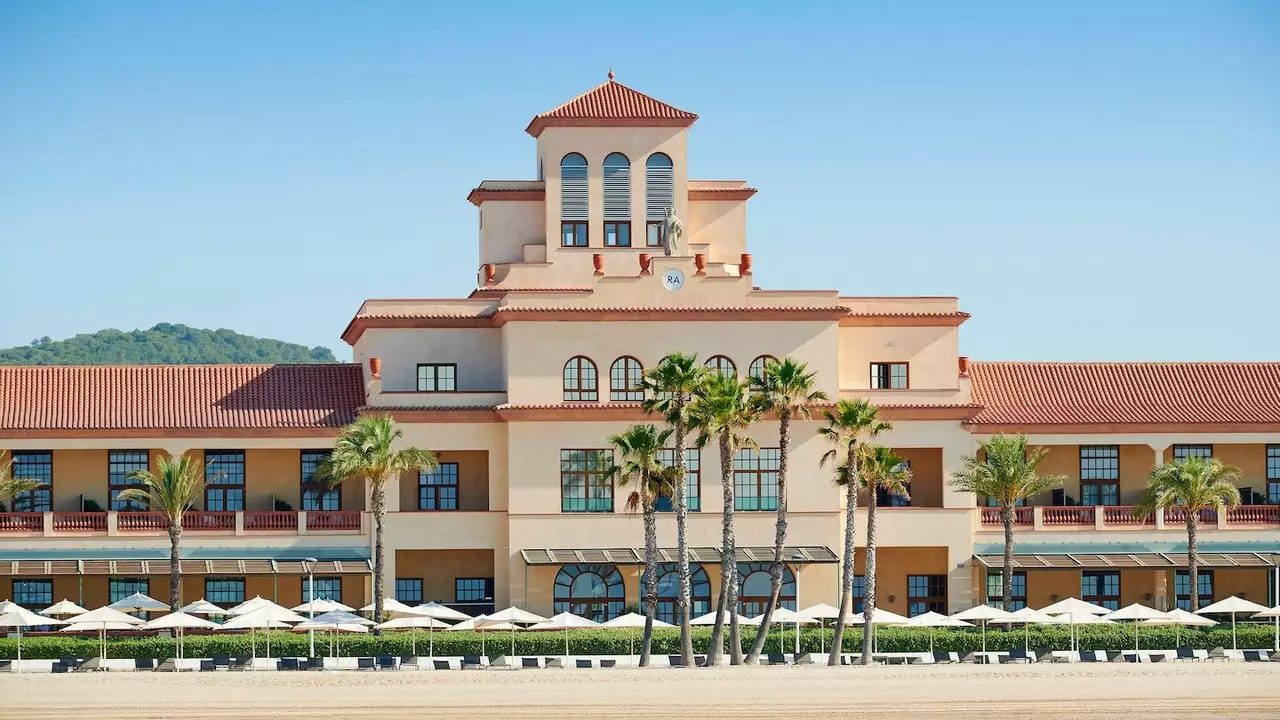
{"left": 2, "top": 625, "right": 1273, "bottom": 660}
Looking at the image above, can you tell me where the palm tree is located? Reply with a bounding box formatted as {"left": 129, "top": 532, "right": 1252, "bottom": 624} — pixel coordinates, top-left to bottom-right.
{"left": 949, "top": 434, "right": 1065, "bottom": 614}
{"left": 640, "top": 352, "right": 707, "bottom": 666}
{"left": 688, "top": 372, "right": 761, "bottom": 665}
{"left": 853, "top": 445, "right": 912, "bottom": 664}
{"left": 117, "top": 453, "right": 207, "bottom": 610}
{"left": 604, "top": 424, "right": 674, "bottom": 667}
{"left": 1137, "top": 456, "right": 1241, "bottom": 611}
{"left": 318, "top": 415, "right": 437, "bottom": 622}
{"left": 819, "top": 399, "right": 890, "bottom": 666}
{"left": 0, "top": 451, "right": 40, "bottom": 512}
{"left": 745, "top": 357, "right": 827, "bottom": 664}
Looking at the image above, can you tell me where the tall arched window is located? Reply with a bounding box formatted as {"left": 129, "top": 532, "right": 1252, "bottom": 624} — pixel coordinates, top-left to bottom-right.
{"left": 748, "top": 355, "right": 777, "bottom": 381}
{"left": 560, "top": 153, "right": 588, "bottom": 247}
{"left": 563, "top": 356, "right": 598, "bottom": 401}
{"left": 738, "top": 563, "right": 796, "bottom": 617}
{"left": 609, "top": 356, "right": 644, "bottom": 401}
{"left": 554, "top": 564, "right": 624, "bottom": 622}
{"left": 603, "top": 153, "right": 631, "bottom": 247}
{"left": 645, "top": 563, "right": 711, "bottom": 625}
{"left": 645, "top": 153, "right": 674, "bottom": 248}
{"left": 705, "top": 355, "right": 736, "bottom": 378}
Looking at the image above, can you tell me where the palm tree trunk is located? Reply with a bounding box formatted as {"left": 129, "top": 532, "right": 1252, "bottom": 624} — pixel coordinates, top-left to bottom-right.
{"left": 371, "top": 480, "right": 386, "bottom": 625}
{"left": 1002, "top": 505, "right": 1015, "bottom": 611}
{"left": 859, "top": 485, "right": 878, "bottom": 664}
{"left": 829, "top": 444, "right": 858, "bottom": 666}
{"left": 673, "top": 410, "right": 695, "bottom": 666}
{"left": 747, "top": 409, "right": 791, "bottom": 664}
{"left": 168, "top": 524, "right": 182, "bottom": 610}
{"left": 1187, "top": 514, "right": 1199, "bottom": 611}
{"left": 707, "top": 430, "right": 737, "bottom": 666}
{"left": 640, "top": 491, "right": 658, "bottom": 667}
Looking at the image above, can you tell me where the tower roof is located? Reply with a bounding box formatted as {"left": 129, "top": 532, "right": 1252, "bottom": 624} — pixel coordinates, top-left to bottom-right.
{"left": 526, "top": 75, "right": 698, "bottom": 137}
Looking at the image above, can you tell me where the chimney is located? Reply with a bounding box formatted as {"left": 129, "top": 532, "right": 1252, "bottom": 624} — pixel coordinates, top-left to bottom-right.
{"left": 365, "top": 356, "right": 383, "bottom": 404}
{"left": 369, "top": 356, "right": 382, "bottom": 380}
{"left": 958, "top": 356, "right": 970, "bottom": 376}
{"left": 739, "top": 253, "right": 753, "bottom": 275}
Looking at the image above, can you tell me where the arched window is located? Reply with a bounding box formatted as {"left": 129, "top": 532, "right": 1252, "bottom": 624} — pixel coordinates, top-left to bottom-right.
{"left": 554, "top": 564, "right": 624, "bottom": 622}
{"left": 645, "top": 153, "right": 674, "bottom": 248}
{"left": 609, "top": 356, "right": 644, "bottom": 401}
{"left": 563, "top": 356, "right": 598, "bottom": 401}
{"left": 603, "top": 153, "right": 631, "bottom": 247}
{"left": 705, "top": 355, "right": 736, "bottom": 378}
{"left": 645, "top": 563, "right": 711, "bottom": 625}
{"left": 748, "top": 355, "right": 777, "bottom": 381}
{"left": 560, "top": 153, "right": 588, "bottom": 247}
{"left": 737, "top": 562, "right": 796, "bottom": 617}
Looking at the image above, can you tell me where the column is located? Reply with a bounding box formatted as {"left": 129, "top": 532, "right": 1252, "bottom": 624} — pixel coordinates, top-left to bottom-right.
{"left": 1150, "top": 443, "right": 1170, "bottom": 468}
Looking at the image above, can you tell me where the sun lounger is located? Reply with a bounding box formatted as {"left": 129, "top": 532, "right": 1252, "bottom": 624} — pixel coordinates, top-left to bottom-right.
{"left": 520, "top": 657, "right": 539, "bottom": 669}
{"left": 277, "top": 658, "right": 299, "bottom": 671}
{"left": 462, "top": 655, "right": 484, "bottom": 669}
{"left": 1243, "top": 650, "right": 1270, "bottom": 662}
{"left": 932, "top": 650, "right": 953, "bottom": 664}
{"left": 575, "top": 659, "right": 592, "bottom": 669}
{"left": 399, "top": 655, "right": 418, "bottom": 670}
{"left": 1105, "top": 651, "right": 1123, "bottom": 663}
{"left": 432, "top": 659, "right": 451, "bottom": 670}
{"left": 544, "top": 657, "right": 563, "bottom": 668}
{"left": 600, "top": 659, "right": 616, "bottom": 668}
{"left": 199, "top": 660, "right": 216, "bottom": 672}
{"left": 1207, "top": 646, "right": 1228, "bottom": 662}
{"left": 356, "top": 657, "right": 376, "bottom": 671}
{"left": 1003, "top": 649, "right": 1031, "bottom": 664}
{"left": 1079, "top": 651, "right": 1103, "bottom": 663}
{"left": 667, "top": 655, "right": 686, "bottom": 667}
{"left": 306, "top": 657, "right": 324, "bottom": 671}
{"left": 377, "top": 655, "right": 396, "bottom": 670}
{"left": 1148, "top": 653, "right": 1166, "bottom": 663}
{"left": 766, "top": 653, "right": 789, "bottom": 665}
{"left": 1174, "top": 647, "right": 1198, "bottom": 662}
{"left": 134, "top": 658, "right": 155, "bottom": 671}
{"left": 1034, "top": 648, "right": 1056, "bottom": 663}
{"left": 52, "top": 661, "right": 70, "bottom": 673}
{"left": 229, "top": 656, "right": 253, "bottom": 671}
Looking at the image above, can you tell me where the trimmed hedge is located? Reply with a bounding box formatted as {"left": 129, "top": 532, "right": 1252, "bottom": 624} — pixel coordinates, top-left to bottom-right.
{"left": 2, "top": 624, "right": 1275, "bottom": 659}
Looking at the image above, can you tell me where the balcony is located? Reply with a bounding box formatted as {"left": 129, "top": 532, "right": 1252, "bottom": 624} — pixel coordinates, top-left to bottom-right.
{"left": 0, "top": 510, "right": 365, "bottom": 537}
{"left": 979, "top": 505, "right": 1280, "bottom": 532}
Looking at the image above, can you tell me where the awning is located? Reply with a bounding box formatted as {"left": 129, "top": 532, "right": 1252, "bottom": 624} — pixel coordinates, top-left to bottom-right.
{"left": 976, "top": 552, "right": 1277, "bottom": 570}
{"left": 0, "top": 559, "right": 373, "bottom": 576}
{"left": 520, "top": 546, "right": 838, "bottom": 566}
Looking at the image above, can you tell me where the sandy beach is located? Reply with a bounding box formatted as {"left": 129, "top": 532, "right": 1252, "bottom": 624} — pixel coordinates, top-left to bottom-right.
{"left": 1, "top": 663, "right": 1278, "bottom": 719}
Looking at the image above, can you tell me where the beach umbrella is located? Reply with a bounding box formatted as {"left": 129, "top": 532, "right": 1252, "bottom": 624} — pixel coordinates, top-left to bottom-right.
{"left": 451, "top": 614, "right": 518, "bottom": 658}
{"left": 295, "top": 610, "right": 374, "bottom": 658}
{"left": 361, "top": 598, "right": 423, "bottom": 618}
{"left": 377, "top": 615, "right": 451, "bottom": 656}
{"left": 528, "top": 611, "right": 601, "bottom": 659}
{"left": 482, "top": 607, "right": 547, "bottom": 658}
{"left": 952, "top": 605, "right": 1015, "bottom": 654}
{"left": 991, "top": 607, "right": 1062, "bottom": 651}
{"left": 108, "top": 592, "right": 169, "bottom": 617}
{"left": 800, "top": 603, "right": 843, "bottom": 655}
{"left": 846, "top": 607, "right": 912, "bottom": 654}
{"left": 690, "top": 609, "right": 761, "bottom": 626}
{"left": 1038, "top": 597, "right": 1111, "bottom": 616}
{"left": 226, "top": 596, "right": 288, "bottom": 616}
{"left": 752, "top": 607, "right": 817, "bottom": 655}
{"left": 292, "top": 598, "right": 355, "bottom": 614}
{"left": 904, "top": 611, "right": 973, "bottom": 654}
{"left": 41, "top": 599, "right": 87, "bottom": 618}
{"left": 1049, "top": 610, "right": 1115, "bottom": 652}
{"left": 600, "top": 612, "right": 674, "bottom": 656}
{"left": 1251, "top": 605, "right": 1280, "bottom": 652}
{"left": 0, "top": 607, "right": 67, "bottom": 671}
{"left": 1196, "top": 596, "right": 1268, "bottom": 649}
{"left": 414, "top": 601, "right": 472, "bottom": 622}
{"left": 179, "top": 599, "right": 227, "bottom": 616}
{"left": 222, "top": 605, "right": 308, "bottom": 660}
{"left": 59, "top": 607, "right": 144, "bottom": 662}
{"left": 1141, "top": 608, "right": 1216, "bottom": 646}
{"left": 0, "top": 600, "right": 21, "bottom": 614}
{"left": 142, "top": 612, "right": 219, "bottom": 661}
{"left": 1106, "top": 604, "right": 1168, "bottom": 651}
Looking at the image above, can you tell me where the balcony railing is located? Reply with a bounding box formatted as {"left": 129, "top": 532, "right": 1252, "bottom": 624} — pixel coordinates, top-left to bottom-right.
{"left": 0, "top": 510, "right": 365, "bottom": 536}
{"left": 978, "top": 505, "right": 1279, "bottom": 532}
{"left": 1226, "top": 505, "right": 1280, "bottom": 524}
{"left": 1042, "top": 506, "right": 1096, "bottom": 526}
{"left": 980, "top": 507, "right": 1034, "bottom": 526}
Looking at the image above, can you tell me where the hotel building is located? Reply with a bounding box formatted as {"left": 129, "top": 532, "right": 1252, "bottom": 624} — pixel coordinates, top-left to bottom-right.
{"left": 2, "top": 77, "right": 1278, "bottom": 620}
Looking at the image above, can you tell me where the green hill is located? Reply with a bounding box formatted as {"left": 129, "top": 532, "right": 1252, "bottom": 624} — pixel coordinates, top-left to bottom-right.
{"left": 0, "top": 324, "right": 338, "bottom": 365}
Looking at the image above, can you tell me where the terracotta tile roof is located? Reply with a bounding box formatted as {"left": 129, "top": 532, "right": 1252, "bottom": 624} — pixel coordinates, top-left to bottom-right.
{"left": 526, "top": 78, "right": 697, "bottom": 137}
{"left": 0, "top": 364, "right": 364, "bottom": 431}
{"left": 494, "top": 305, "right": 850, "bottom": 314}
{"left": 969, "top": 362, "right": 1280, "bottom": 427}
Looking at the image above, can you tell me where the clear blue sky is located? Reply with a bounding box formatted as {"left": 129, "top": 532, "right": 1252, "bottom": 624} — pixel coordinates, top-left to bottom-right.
{"left": 2, "top": 1, "right": 1277, "bottom": 362}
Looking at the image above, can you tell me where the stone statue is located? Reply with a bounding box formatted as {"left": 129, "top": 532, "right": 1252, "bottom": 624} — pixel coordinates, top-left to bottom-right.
{"left": 661, "top": 207, "right": 684, "bottom": 257}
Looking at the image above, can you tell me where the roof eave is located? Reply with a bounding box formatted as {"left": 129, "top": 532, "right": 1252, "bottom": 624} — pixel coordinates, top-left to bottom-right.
{"left": 525, "top": 116, "right": 698, "bottom": 138}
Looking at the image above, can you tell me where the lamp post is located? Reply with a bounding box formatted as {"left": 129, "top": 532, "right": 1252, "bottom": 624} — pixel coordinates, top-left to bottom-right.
{"left": 304, "top": 557, "right": 317, "bottom": 658}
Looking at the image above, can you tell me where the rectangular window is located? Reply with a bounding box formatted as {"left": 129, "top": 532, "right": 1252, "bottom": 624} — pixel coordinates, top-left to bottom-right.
{"left": 1174, "top": 570, "right": 1214, "bottom": 611}
{"left": 305, "top": 577, "right": 342, "bottom": 602}
{"left": 394, "top": 578, "right": 423, "bottom": 605}
{"left": 1081, "top": 571, "right": 1120, "bottom": 611}
{"left": 13, "top": 578, "right": 53, "bottom": 608}
{"left": 656, "top": 448, "right": 700, "bottom": 513}
{"left": 204, "top": 451, "right": 245, "bottom": 511}
{"left": 1173, "top": 444, "right": 1213, "bottom": 461}
{"left": 1080, "top": 445, "right": 1120, "bottom": 506}
{"left": 300, "top": 450, "right": 339, "bottom": 511}
{"left": 419, "top": 463, "right": 459, "bottom": 510}
{"left": 604, "top": 222, "right": 631, "bottom": 247}
{"left": 108, "top": 450, "right": 150, "bottom": 511}
{"left": 110, "top": 577, "right": 150, "bottom": 617}
{"left": 205, "top": 577, "right": 246, "bottom": 607}
{"left": 851, "top": 574, "right": 866, "bottom": 613}
{"left": 734, "top": 448, "right": 780, "bottom": 511}
{"left": 561, "top": 221, "right": 588, "bottom": 247}
{"left": 561, "top": 450, "right": 613, "bottom": 513}
{"left": 876, "top": 459, "right": 911, "bottom": 507}
{"left": 986, "top": 571, "right": 1027, "bottom": 610}
{"left": 9, "top": 451, "right": 52, "bottom": 512}
{"left": 869, "top": 363, "right": 909, "bottom": 390}
{"left": 455, "top": 577, "right": 494, "bottom": 603}
{"left": 907, "top": 575, "right": 947, "bottom": 617}
{"left": 1267, "top": 445, "right": 1280, "bottom": 505}
{"left": 646, "top": 221, "right": 664, "bottom": 248}
{"left": 416, "top": 363, "right": 457, "bottom": 392}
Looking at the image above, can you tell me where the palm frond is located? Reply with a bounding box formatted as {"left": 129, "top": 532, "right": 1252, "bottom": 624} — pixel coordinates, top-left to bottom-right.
{"left": 317, "top": 414, "right": 437, "bottom": 491}
{"left": 948, "top": 434, "right": 1065, "bottom": 507}
{"left": 749, "top": 357, "right": 828, "bottom": 418}
{"left": 1136, "top": 456, "right": 1242, "bottom": 520}
{"left": 0, "top": 451, "right": 42, "bottom": 503}
{"left": 119, "top": 453, "right": 207, "bottom": 523}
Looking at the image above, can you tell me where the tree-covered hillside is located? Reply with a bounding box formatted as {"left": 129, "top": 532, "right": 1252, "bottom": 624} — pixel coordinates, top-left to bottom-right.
{"left": 0, "top": 324, "right": 338, "bottom": 365}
